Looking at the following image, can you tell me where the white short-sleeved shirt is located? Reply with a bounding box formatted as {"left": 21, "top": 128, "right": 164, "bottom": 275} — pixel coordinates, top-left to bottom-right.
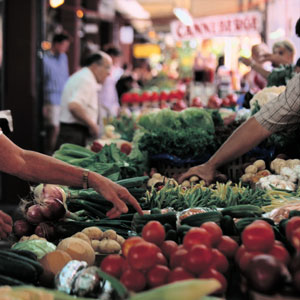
{"left": 59, "top": 67, "right": 101, "bottom": 125}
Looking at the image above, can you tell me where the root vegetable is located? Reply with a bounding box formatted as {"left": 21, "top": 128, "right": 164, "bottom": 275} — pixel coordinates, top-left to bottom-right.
{"left": 181, "top": 180, "right": 190, "bottom": 188}
{"left": 72, "top": 232, "right": 91, "bottom": 245}
{"left": 81, "top": 227, "right": 103, "bottom": 240}
{"left": 253, "top": 160, "right": 266, "bottom": 171}
{"left": 103, "top": 230, "right": 117, "bottom": 240}
{"left": 98, "top": 239, "right": 121, "bottom": 254}
{"left": 189, "top": 176, "right": 199, "bottom": 183}
{"left": 26, "top": 204, "right": 45, "bottom": 224}
{"left": 35, "top": 222, "right": 55, "bottom": 240}
{"left": 91, "top": 240, "right": 101, "bottom": 252}
{"left": 13, "top": 219, "right": 34, "bottom": 238}
{"left": 241, "top": 174, "right": 254, "bottom": 183}
{"left": 116, "top": 235, "right": 125, "bottom": 245}
{"left": 245, "top": 165, "right": 258, "bottom": 174}
{"left": 57, "top": 237, "right": 95, "bottom": 266}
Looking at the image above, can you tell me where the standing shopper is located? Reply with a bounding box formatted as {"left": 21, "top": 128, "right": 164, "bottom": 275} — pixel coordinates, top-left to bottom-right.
{"left": 0, "top": 129, "right": 143, "bottom": 239}
{"left": 43, "top": 33, "right": 70, "bottom": 154}
{"left": 179, "top": 19, "right": 300, "bottom": 185}
{"left": 56, "top": 51, "right": 112, "bottom": 148}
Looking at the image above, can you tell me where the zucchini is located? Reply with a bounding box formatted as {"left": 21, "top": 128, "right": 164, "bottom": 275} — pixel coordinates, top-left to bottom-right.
{"left": 0, "top": 274, "right": 26, "bottom": 286}
{"left": 221, "top": 204, "right": 263, "bottom": 218}
{"left": 0, "top": 250, "right": 43, "bottom": 276}
{"left": 116, "top": 176, "right": 149, "bottom": 188}
{"left": 9, "top": 249, "right": 38, "bottom": 261}
{"left": 220, "top": 215, "right": 239, "bottom": 236}
{"left": 180, "top": 211, "right": 222, "bottom": 227}
{"left": 0, "top": 253, "right": 39, "bottom": 283}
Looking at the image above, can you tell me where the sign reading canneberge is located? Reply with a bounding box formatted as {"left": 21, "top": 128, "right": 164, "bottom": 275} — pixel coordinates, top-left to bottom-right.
{"left": 170, "top": 11, "right": 262, "bottom": 40}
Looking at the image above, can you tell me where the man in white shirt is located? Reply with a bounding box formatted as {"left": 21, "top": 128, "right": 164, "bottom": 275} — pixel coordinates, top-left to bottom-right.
{"left": 56, "top": 51, "right": 112, "bottom": 148}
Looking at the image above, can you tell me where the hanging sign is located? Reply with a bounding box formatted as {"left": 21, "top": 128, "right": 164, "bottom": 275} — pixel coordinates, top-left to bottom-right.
{"left": 170, "top": 11, "right": 262, "bottom": 40}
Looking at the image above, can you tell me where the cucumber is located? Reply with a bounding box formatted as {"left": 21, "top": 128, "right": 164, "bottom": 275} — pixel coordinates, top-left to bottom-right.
{"left": 9, "top": 249, "right": 38, "bottom": 261}
{"left": 0, "top": 253, "right": 39, "bottom": 283}
{"left": 220, "top": 215, "right": 239, "bottom": 236}
{"left": 151, "top": 208, "right": 161, "bottom": 214}
{"left": 0, "top": 250, "right": 44, "bottom": 276}
{"left": 165, "top": 229, "right": 178, "bottom": 243}
{"left": 0, "top": 274, "right": 26, "bottom": 286}
{"left": 180, "top": 211, "right": 222, "bottom": 227}
{"left": 221, "top": 204, "right": 263, "bottom": 218}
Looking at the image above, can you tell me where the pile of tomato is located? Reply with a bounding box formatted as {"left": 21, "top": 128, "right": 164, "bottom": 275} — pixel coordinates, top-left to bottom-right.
{"left": 100, "top": 220, "right": 239, "bottom": 294}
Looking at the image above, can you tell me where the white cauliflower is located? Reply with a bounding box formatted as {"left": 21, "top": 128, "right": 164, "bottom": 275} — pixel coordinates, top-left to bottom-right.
{"left": 280, "top": 167, "right": 297, "bottom": 183}
{"left": 250, "top": 86, "right": 286, "bottom": 110}
{"left": 256, "top": 174, "right": 296, "bottom": 191}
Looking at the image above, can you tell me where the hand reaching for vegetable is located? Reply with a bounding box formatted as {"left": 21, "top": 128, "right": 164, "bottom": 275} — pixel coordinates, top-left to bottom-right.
{"left": 178, "top": 163, "right": 216, "bottom": 186}
{"left": 89, "top": 174, "right": 143, "bottom": 219}
{"left": 0, "top": 210, "right": 13, "bottom": 239}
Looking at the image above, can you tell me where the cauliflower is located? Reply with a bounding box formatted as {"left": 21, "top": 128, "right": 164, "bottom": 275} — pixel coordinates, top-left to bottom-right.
{"left": 250, "top": 86, "right": 286, "bottom": 110}
{"left": 280, "top": 167, "right": 297, "bottom": 183}
{"left": 256, "top": 174, "right": 296, "bottom": 191}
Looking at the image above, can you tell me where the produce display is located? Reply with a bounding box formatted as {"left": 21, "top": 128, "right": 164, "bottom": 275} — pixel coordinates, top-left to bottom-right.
{"left": 4, "top": 91, "right": 300, "bottom": 300}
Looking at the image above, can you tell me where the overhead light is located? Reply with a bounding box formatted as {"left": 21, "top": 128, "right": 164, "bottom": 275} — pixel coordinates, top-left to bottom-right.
{"left": 50, "top": 0, "right": 64, "bottom": 9}
{"left": 173, "top": 7, "right": 193, "bottom": 26}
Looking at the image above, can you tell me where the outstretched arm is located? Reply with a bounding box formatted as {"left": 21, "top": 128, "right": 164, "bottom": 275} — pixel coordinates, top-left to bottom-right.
{"left": 0, "top": 133, "right": 143, "bottom": 218}
{"left": 178, "top": 117, "right": 272, "bottom": 184}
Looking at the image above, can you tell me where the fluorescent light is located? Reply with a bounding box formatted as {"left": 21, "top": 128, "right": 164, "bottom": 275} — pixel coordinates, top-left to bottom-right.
{"left": 50, "top": 0, "right": 64, "bottom": 9}
{"left": 269, "top": 28, "right": 285, "bottom": 40}
{"left": 173, "top": 7, "right": 193, "bottom": 26}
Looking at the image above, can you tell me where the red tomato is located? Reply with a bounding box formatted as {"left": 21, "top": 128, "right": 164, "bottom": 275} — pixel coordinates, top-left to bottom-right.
{"left": 142, "top": 221, "right": 166, "bottom": 246}
{"left": 268, "top": 244, "right": 291, "bottom": 265}
{"left": 169, "top": 248, "right": 188, "bottom": 269}
{"left": 146, "top": 265, "right": 170, "bottom": 288}
{"left": 227, "top": 93, "right": 238, "bottom": 105}
{"left": 128, "top": 241, "right": 159, "bottom": 271}
{"left": 156, "top": 252, "right": 168, "bottom": 266}
{"left": 199, "top": 268, "right": 227, "bottom": 294}
{"left": 217, "top": 236, "right": 238, "bottom": 258}
{"left": 210, "top": 248, "right": 229, "bottom": 273}
{"left": 183, "top": 227, "right": 212, "bottom": 250}
{"left": 120, "top": 268, "right": 146, "bottom": 292}
{"left": 167, "top": 267, "right": 194, "bottom": 283}
{"left": 201, "top": 222, "right": 223, "bottom": 247}
{"left": 291, "top": 227, "right": 300, "bottom": 251}
{"left": 100, "top": 254, "right": 125, "bottom": 278}
{"left": 184, "top": 244, "right": 213, "bottom": 275}
{"left": 286, "top": 217, "right": 300, "bottom": 242}
{"left": 242, "top": 221, "right": 275, "bottom": 252}
{"left": 235, "top": 245, "right": 246, "bottom": 264}
{"left": 222, "top": 97, "right": 231, "bottom": 107}
{"left": 122, "top": 236, "right": 144, "bottom": 258}
{"left": 161, "top": 240, "right": 178, "bottom": 260}
{"left": 191, "top": 97, "right": 203, "bottom": 107}
{"left": 238, "top": 250, "right": 263, "bottom": 273}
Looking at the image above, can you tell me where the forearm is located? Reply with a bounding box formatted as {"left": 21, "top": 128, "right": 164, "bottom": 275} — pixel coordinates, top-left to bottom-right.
{"left": 252, "top": 63, "right": 270, "bottom": 79}
{"left": 207, "top": 117, "right": 272, "bottom": 169}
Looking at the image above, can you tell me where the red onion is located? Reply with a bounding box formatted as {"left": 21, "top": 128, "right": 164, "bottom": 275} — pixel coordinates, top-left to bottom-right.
{"left": 13, "top": 219, "right": 34, "bottom": 237}
{"left": 42, "top": 184, "right": 66, "bottom": 203}
{"left": 42, "top": 198, "right": 66, "bottom": 220}
{"left": 35, "top": 222, "right": 55, "bottom": 240}
{"left": 26, "top": 204, "right": 45, "bottom": 224}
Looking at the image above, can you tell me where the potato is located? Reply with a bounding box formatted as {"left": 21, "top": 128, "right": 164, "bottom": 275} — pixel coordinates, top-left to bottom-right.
{"left": 81, "top": 226, "right": 103, "bottom": 240}
{"left": 245, "top": 165, "right": 258, "bottom": 174}
{"left": 181, "top": 180, "right": 190, "bottom": 188}
{"left": 98, "top": 239, "right": 121, "bottom": 254}
{"left": 116, "top": 235, "right": 125, "bottom": 245}
{"left": 189, "top": 176, "right": 199, "bottom": 183}
{"left": 91, "top": 240, "right": 101, "bottom": 252}
{"left": 72, "top": 232, "right": 91, "bottom": 245}
{"left": 57, "top": 237, "right": 95, "bottom": 266}
{"left": 253, "top": 160, "right": 266, "bottom": 171}
{"left": 102, "top": 229, "right": 117, "bottom": 240}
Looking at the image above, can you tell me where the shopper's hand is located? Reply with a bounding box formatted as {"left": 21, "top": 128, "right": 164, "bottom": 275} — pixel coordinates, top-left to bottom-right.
{"left": 178, "top": 163, "right": 216, "bottom": 186}
{"left": 0, "top": 210, "right": 13, "bottom": 240}
{"left": 259, "top": 53, "right": 288, "bottom": 65}
{"left": 91, "top": 175, "right": 143, "bottom": 219}
{"left": 88, "top": 123, "right": 100, "bottom": 139}
{"left": 239, "top": 57, "right": 253, "bottom": 67}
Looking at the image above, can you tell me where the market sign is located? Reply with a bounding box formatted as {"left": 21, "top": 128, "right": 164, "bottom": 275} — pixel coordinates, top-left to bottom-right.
{"left": 133, "top": 44, "right": 161, "bottom": 58}
{"left": 170, "top": 11, "right": 262, "bottom": 40}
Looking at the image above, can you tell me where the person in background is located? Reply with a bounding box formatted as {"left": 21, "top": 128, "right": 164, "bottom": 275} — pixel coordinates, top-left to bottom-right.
{"left": 179, "top": 18, "right": 300, "bottom": 185}
{"left": 240, "top": 39, "right": 295, "bottom": 87}
{"left": 98, "top": 46, "right": 123, "bottom": 133}
{"left": 56, "top": 51, "right": 112, "bottom": 149}
{"left": 295, "top": 58, "right": 300, "bottom": 73}
{"left": 43, "top": 33, "right": 70, "bottom": 155}
{"left": 0, "top": 129, "right": 143, "bottom": 239}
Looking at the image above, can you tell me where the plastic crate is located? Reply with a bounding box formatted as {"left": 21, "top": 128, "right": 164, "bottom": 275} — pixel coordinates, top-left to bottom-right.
{"left": 222, "top": 146, "right": 275, "bottom": 182}
{"left": 149, "top": 153, "right": 211, "bottom": 178}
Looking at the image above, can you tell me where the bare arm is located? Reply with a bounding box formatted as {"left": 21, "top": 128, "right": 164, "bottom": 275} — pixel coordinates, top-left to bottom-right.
{"left": 0, "top": 133, "right": 143, "bottom": 217}
{"left": 239, "top": 57, "right": 270, "bottom": 79}
{"left": 68, "top": 102, "right": 99, "bottom": 138}
{"left": 179, "top": 117, "right": 272, "bottom": 184}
